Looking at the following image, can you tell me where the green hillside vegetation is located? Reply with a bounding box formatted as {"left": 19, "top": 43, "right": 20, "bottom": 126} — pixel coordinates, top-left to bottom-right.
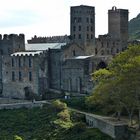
{"left": 0, "top": 100, "right": 112, "bottom": 140}
{"left": 129, "top": 13, "right": 140, "bottom": 40}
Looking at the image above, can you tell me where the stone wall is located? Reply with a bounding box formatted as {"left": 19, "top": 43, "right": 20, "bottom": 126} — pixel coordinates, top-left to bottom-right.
{"left": 61, "top": 57, "right": 93, "bottom": 94}
{"left": 95, "top": 35, "right": 127, "bottom": 56}
{"left": 61, "top": 43, "right": 85, "bottom": 59}
{"left": 0, "top": 102, "right": 44, "bottom": 110}
{"left": 48, "top": 49, "right": 62, "bottom": 90}
{"left": 2, "top": 52, "right": 48, "bottom": 99}
{"left": 85, "top": 114, "right": 128, "bottom": 139}
{"left": 0, "top": 34, "right": 25, "bottom": 55}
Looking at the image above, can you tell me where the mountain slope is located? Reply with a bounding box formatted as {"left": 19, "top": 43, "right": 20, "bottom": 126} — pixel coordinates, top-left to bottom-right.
{"left": 129, "top": 13, "right": 140, "bottom": 40}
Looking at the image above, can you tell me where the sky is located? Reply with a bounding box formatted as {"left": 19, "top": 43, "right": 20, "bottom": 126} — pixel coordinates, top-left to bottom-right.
{"left": 0, "top": 0, "right": 139, "bottom": 41}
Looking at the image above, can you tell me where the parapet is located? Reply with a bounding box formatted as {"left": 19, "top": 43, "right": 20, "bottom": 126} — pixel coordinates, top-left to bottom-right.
{"left": 109, "top": 6, "right": 128, "bottom": 13}
{"left": 27, "top": 35, "right": 70, "bottom": 44}
{"left": 0, "top": 34, "right": 25, "bottom": 41}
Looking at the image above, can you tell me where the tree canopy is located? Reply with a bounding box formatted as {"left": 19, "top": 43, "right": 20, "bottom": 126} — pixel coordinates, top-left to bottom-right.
{"left": 86, "top": 45, "right": 140, "bottom": 124}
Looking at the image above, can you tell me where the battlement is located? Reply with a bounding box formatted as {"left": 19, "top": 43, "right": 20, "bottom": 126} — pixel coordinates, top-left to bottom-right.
{"left": 11, "top": 51, "right": 43, "bottom": 57}
{"left": 0, "top": 34, "right": 25, "bottom": 41}
{"left": 28, "top": 35, "right": 70, "bottom": 44}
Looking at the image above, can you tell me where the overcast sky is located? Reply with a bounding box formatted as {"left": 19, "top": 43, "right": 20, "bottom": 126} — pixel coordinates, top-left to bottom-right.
{"left": 0, "top": 0, "right": 139, "bottom": 41}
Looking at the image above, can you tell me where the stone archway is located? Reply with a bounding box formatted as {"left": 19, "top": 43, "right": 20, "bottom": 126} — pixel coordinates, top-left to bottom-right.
{"left": 96, "top": 61, "right": 107, "bottom": 70}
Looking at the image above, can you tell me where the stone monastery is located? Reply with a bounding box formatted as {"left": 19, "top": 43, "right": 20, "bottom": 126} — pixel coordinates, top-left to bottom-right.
{"left": 0, "top": 5, "right": 128, "bottom": 98}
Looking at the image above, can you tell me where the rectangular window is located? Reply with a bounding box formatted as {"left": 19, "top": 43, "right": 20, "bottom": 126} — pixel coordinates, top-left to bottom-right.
{"left": 79, "top": 26, "right": 81, "bottom": 31}
{"left": 87, "top": 34, "right": 89, "bottom": 39}
{"left": 73, "top": 17, "right": 77, "bottom": 23}
{"left": 12, "top": 58, "right": 14, "bottom": 67}
{"left": 12, "top": 71, "right": 15, "bottom": 81}
{"left": 19, "top": 71, "right": 22, "bottom": 81}
{"left": 91, "top": 26, "right": 93, "bottom": 31}
{"left": 73, "top": 34, "right": 76, "bottom": 39}
{"left": 29, "top": 72, "right": 32, "bottom": 81}
{"left": 78, "top": 17, "right": 81, "bottom": 23}
{"left": 23, "top": 57, "right": 26, "bottom": 66}
{"left": 91, "top": 34, "right": 93, "bottom": 39}
{"left": 90, "top": 18, "right": 93, "bottom": 23}
{"left": 19, "top": 57, "right": 21, "bottom": 67}
{"left": 86, "top": 17, "right": 89, "bottom": 23}
{"left": 78, "top": 34, "right": 81, "bottom": 39}
{"left": 73, "top": 50, "right": 76, "bottom": 56}
{"left": 73, "top": 26, "right": 76, "bottom": 32}
{"left": 87, "top": 26, "right": 89, "bottom": 31}
{"left": 29, "top": 57, "right": 32, "bottom": 67}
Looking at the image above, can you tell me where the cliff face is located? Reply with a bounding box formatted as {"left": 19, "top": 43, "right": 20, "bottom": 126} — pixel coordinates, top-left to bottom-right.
{"left": 129, "top": 13, "right": 140, "bottom": 40}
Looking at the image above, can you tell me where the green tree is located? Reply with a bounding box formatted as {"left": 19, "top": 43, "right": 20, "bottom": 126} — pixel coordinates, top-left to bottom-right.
{"left": 87, "top": 45, "right": 140, "bottom": 126}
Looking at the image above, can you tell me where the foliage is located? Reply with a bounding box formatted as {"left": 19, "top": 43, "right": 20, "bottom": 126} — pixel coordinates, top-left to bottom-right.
{"left": 57, "top": 109, "right": 71, "bottom": 122}
{"left": 61, "top": 97, "right": 88, "bottom": 111}
{"left": 52, "top": 99, "right": 67, "bottom": 112}
{"left": 87, "top": 45, "right": 140, "bottom": 123}
{"left": 70, "top": 122, "right": 86, "bottom": 133}
{"left": 0, "top": 104, "right": 112, "bottom": 140}
{"left": 14, "top": 135, "right": 23, "bottom": 140}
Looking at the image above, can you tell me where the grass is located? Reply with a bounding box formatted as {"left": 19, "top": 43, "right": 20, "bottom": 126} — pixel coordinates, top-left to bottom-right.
{"left": 0, "top": 103, "right": 113, "bottom": 140}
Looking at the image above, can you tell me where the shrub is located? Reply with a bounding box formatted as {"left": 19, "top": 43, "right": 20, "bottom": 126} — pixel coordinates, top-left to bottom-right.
{"left": 53, "top": 119, "right": 73, "bottom": 129}
{"left": 70, "top": 122, "right": 86, "bottom": 133}
{"left": 52, "top": 100, "right": 67, "bottom": 112}
{"left": 71, "top": 111, "right": 86, "bottom": 122}
{"left": 14, "top": 135, "right": 22, "bottom": 140}
{"left": 57, "top": 109, "right": 70, "bottom": 122}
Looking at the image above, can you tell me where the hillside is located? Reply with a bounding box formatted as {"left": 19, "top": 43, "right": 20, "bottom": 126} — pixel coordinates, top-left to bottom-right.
{"left": 0, "top": 102, "right": 113, "bottom": 140}
{"left": 129, "top": 13, "right": 140, "bottom": 40}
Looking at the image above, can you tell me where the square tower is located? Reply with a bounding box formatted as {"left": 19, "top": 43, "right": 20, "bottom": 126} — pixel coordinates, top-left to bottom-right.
{"left": 108, "top": 6, "right": 128, "bottom": 41}
{"left": 70, "top": 5, "right": 95, "bottom": 47}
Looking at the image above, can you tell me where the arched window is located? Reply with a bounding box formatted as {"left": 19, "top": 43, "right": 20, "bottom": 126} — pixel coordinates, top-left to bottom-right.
{"left": 95, "top": 48, "right": 98, "bottom": 55}
{"left": 97, "top": 61, "right": 107, "bottom": 70}
{"left": 101, "top": 50, "right": 104, "bottom": 55}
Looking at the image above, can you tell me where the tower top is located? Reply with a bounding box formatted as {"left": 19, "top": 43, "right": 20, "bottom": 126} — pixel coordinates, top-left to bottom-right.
{"left": 112, "top": 6, "right": 117, "bottom": 11}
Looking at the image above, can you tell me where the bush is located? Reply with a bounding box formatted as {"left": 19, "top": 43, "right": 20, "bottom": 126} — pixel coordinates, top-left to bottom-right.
{"left": 14, "top": 135, "right": 22, "bottom": 140}
{"left": 70, "top": 122, "right": 86, "bottom": 133}
{"left": 52, "top": 100, "right": 67, "bottom": 112}
{"left": 57, "top": 109, "right": 70, "bottom": 122}
{"left": 53, "top": 119, "right": 73, "bottom": 129}
{"left": 71, "top": 111, "right": 86, "bottom": 122}
{"left": 61, "top": 97, "right": 88, "bottom": 110}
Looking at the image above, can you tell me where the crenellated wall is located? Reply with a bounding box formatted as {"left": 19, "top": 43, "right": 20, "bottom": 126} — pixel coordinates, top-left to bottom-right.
{"left": 0, "top": 34, "right": 25, "bottom": 55}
